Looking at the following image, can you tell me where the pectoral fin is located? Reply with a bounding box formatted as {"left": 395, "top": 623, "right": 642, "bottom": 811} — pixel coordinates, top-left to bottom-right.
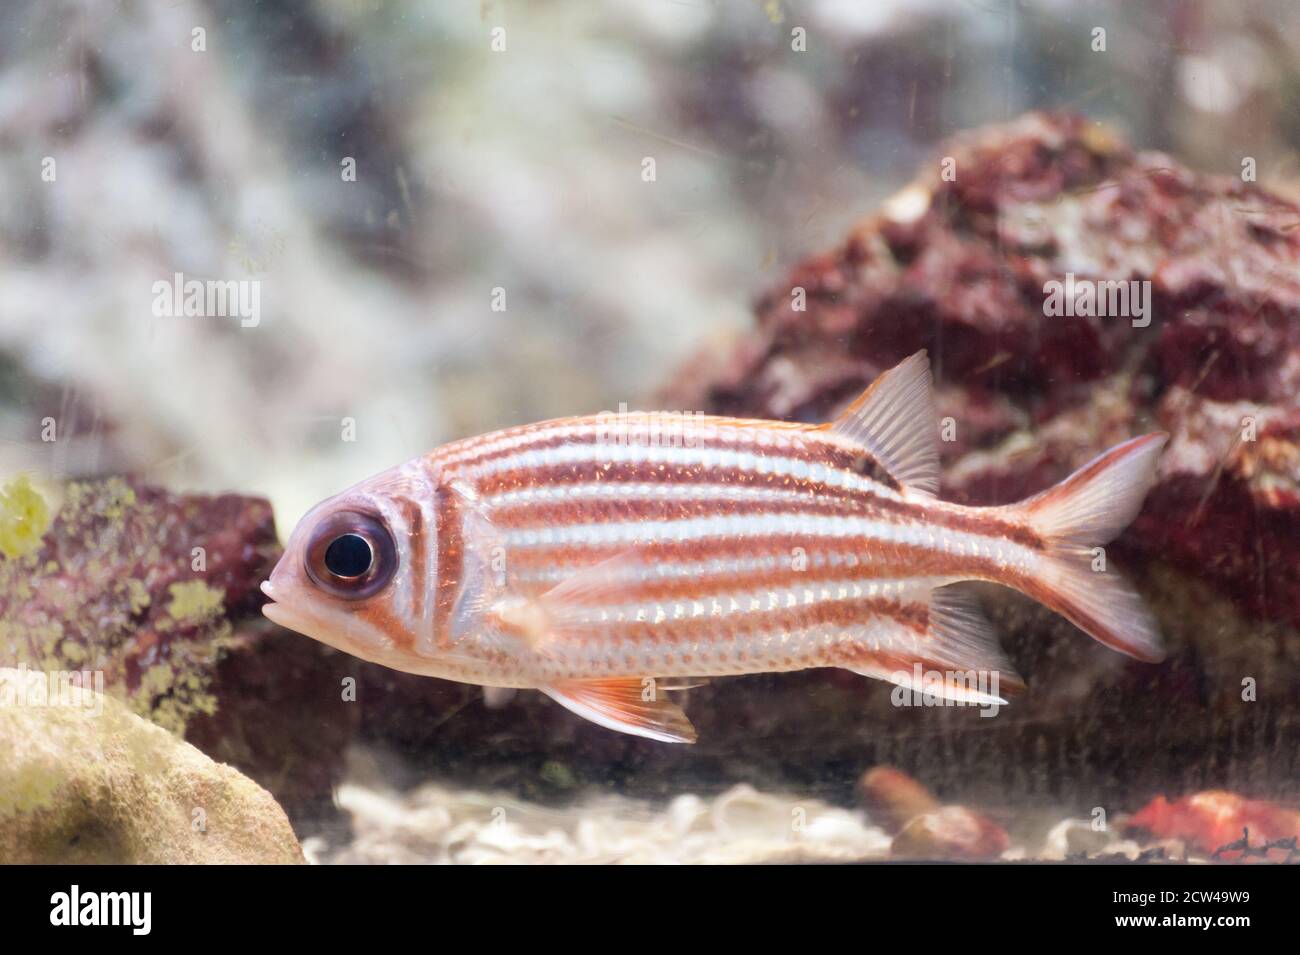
{"left": 542, "top": 678, "right": 697, "bottom": 743}
{"left": 492, "top": 550, "right": 653, "bottom": 652}
{"left": 538, "top": 550, "right": 648, "bottom": 608}
{"left": 446, "top": 481, "right": 631, "bottom": 652}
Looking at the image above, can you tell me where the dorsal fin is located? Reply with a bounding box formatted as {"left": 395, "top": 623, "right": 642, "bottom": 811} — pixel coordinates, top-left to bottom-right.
{"left": 829, "top": 350, "right": 940, "bottom": 497}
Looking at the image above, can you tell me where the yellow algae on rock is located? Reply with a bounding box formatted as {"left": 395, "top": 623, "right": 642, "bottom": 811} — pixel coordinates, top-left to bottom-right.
{"left": 0, "top": 475, "right": 51, "bottom": 559}
{"left": 0, "top": 479, "right": 238, "bottom": 736}
{"left": 165, "top": 579, "right": 225, "bottom": 623}
{"left": 0, "top": 668, "right": 304, "bottom": 864}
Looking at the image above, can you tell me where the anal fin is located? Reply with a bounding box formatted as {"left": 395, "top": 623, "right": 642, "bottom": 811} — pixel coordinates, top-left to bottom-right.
{"left": 542, "top": 678, "right": 697, "bottom": 743}
{"left": 843, "top": 585, "right": 1024, "bottom": 705}
{"left": 925, "top": 585, "right": 1024, "bottom": 696}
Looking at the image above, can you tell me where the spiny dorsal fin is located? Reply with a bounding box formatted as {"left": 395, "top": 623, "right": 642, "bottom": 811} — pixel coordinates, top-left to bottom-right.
{"left": 829, "top": 350, "right": 940, "bottom": 497}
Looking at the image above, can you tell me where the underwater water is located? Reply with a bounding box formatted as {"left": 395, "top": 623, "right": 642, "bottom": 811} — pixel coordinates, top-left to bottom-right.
{"left": 1, "top": 0, "right": 1298, "bottom": 878}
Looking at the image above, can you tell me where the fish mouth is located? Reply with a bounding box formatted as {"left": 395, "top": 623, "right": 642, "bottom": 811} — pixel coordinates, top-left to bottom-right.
{"left": 260, "top": 579, "right": 340, "bottom": 648}
{"left": 260, "top": 580, "right": 293, "bottom": 629}
{"left": 259, "top": 578, "right": 376, "bottom": 660}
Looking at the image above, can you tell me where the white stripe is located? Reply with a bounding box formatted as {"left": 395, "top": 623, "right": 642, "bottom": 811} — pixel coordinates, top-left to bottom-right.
{"left": 503, "top": 512, "right": 1039, "bottom": 574}
{"left": 555, "top": 615, "right": 921, "bottom": 676}
{"left": 559, "top": 577, "right": 934, "bottom": 627}
{"left": 513, "top": 546, "right": 913, "bottom": 586}
{"left": 438, "top": 422, "right": 591, "bottom": 467}
{"left": 442, "top": 417, "right": 820, "bottom": 473}
{"left": 485, "top": 481, "right": 822, "bottom": 509}
{"left": 460, "top": 438, "right": 910, "bottom": 504}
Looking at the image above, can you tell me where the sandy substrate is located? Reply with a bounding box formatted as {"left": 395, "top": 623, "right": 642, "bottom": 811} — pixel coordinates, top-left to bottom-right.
{"left": 304, "top": 747, "right": 1159, "bottom": 864}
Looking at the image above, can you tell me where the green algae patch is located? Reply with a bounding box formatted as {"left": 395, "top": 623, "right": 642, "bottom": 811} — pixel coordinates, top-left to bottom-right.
{"left": 0, "top": 475, "right": 52, "bottom": 559}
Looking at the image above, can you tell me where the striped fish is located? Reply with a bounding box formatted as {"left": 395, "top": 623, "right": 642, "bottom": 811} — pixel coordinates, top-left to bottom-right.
{"left": 261, "top": 352, "right": 1167, "bottom": 742}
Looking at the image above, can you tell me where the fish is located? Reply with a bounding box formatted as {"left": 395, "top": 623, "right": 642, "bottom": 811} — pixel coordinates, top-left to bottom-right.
{"left": 261, "top": 351, "right": 1167, "bottom": 743}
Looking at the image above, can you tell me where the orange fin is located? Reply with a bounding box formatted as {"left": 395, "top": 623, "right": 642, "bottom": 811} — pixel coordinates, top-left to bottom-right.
{"left": 1015, "top": 433, "right": 1168, "bottom": 662}
{"left": 828, "top": 350, "right": 940, "bottom": 497}
{"left": 542, "top": 677, "right": 697, "bottom": 743}
{"left": 926, "top": 586, "right": 1023, "bottom": 690}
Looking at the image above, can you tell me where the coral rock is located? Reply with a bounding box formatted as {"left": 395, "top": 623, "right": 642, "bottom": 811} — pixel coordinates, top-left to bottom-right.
{"left": 1124, "top": 791, "right": 1300, "bottom": 860}
{"left": 662, "top": 111, "right": 1300, "bottom": 633}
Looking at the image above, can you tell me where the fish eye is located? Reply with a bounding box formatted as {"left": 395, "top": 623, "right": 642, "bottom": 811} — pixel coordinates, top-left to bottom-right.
{"left": 305, "top": 510, "right": 397, "bottom": 599}
{"left": 325, "top": 534, "right": 372, "bottom": 577}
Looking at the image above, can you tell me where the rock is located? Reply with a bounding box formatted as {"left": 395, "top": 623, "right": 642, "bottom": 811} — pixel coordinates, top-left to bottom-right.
{"left": 856, "top": 766, "right": 1009, "bottom": 859}
{"left": 856, "top": 766, "right": 941, "bottom": 833}
{"left": 1124, "top": 791, "right": 1300, "bottom": 861}
{"left": 0, "top": 667, "right": 303, "bottom": 863}
{"left": 1040, "top": 818, "right": 1118, "bottom": 860}
{"left": 0, "top": 476, "right": 354, "bottom": 825}
{"left": 0, "top": 475, "right": 276, "bottom": 732}
{"left": 183, "top": 621, "right": 361, "bottom": 830}
{"left": 663, "top": 111, "right": 1300, "bottom": 634}
{"left": 891, "top": 805, "right": 1010, "bottom": 861}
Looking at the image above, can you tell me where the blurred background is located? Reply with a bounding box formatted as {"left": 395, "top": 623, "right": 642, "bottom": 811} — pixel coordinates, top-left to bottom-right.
{"left": 3, "top": 0, "right": 1300, "bottom": 529}
{"left": 4, "top": 0, "right": 1300, "bottom": 864}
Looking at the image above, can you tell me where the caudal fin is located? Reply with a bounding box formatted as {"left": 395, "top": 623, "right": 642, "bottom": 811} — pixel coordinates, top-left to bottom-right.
{"left": 1016, "top": 433, "right": 1168, "bottom": 662}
